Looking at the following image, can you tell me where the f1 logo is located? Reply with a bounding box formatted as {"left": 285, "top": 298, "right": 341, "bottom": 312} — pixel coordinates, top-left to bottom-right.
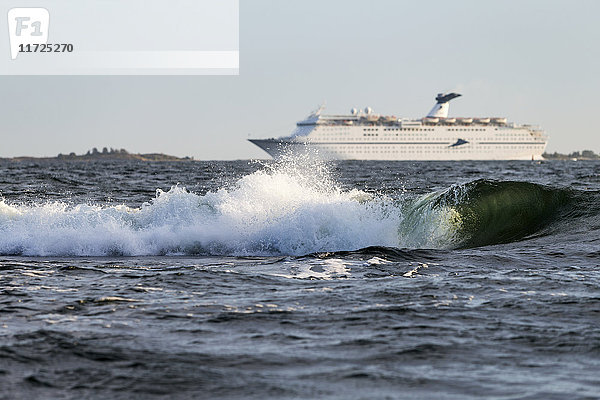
{"left": 7, "top": 8, "right": 50, "bottom": 60}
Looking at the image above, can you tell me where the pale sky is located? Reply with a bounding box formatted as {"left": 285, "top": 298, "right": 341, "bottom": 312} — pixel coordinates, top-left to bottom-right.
{"left": 2, "top": 0, "right": 599, "bottom": 159}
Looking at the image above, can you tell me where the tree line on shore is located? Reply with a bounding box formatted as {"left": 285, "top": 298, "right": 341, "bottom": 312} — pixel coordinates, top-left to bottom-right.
{"left": 52, "top": 148, "right": 191, "bottom": 161}
{"left": 542, "top": 150, "right": 600, "bottom": 160}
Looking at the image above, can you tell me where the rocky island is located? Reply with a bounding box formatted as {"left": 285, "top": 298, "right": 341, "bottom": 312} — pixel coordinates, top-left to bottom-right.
{"left": 2, "top": 147, "right": 193, "bottom": 162}
{"left": 542, "top": 150, "right": 600, "bottom": 161}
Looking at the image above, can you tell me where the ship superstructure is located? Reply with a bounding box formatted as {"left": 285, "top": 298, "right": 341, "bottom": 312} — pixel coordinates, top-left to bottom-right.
{"left": 249, "top": 93, "right": 548, "bottom": 160}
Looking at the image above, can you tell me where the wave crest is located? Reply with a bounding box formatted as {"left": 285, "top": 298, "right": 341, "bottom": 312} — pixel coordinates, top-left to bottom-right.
{"left": 0, "top": 160, "right": 587, "bottom": 256}
{"left": 400, "top": 179, "right": 576, "bottom": 249}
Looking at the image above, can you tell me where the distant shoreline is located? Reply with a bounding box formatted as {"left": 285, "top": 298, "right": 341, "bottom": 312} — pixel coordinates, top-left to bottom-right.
{"left": 0, "top": 148, "right": 193, "bottom": 162}
{"left": 542, "top": 150, "right": 600, "bottom": 161}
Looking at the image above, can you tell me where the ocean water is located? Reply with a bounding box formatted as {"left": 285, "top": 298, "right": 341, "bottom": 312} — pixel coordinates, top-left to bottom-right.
{"left": 0, "top": 158, "right": 599, "bottom": 399}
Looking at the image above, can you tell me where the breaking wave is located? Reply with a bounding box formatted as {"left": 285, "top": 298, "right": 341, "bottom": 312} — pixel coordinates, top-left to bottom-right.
{"left": 399, "top": 179, "right": 579, "bottom": 249}
{"left": 0, "top": 158, "right": 592, "bottom": 256}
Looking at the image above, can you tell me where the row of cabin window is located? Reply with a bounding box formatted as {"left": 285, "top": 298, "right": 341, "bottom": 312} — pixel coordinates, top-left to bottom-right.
{"left": 321, "top": 145, "right": 542, "bottom": 151}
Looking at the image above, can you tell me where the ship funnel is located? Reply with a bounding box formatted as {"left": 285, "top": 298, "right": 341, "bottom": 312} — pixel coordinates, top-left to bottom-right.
{"left": 427, "top": 92, "right": 461, "bottom": 118}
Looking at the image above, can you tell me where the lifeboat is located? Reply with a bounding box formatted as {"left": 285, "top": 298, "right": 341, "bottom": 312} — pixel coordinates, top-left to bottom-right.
{"left": 458, "top": 118, "right": 473, "bottom": 124}
{"left": 492, "top": 117, "right": 507, "bottom": 125}
{"left": 444, "top": 118, "right": 456, "bottom": 124}
{"left": 476, "top": 118, "right": 490, "bottom": 124}
{"left": 423, "top": 117, "right": 439, "bottom": 124}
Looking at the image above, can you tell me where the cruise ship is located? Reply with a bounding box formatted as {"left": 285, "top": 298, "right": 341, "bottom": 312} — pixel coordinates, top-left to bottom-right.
{"left": 249, "top": 93, "right": 548, "bottom": 160}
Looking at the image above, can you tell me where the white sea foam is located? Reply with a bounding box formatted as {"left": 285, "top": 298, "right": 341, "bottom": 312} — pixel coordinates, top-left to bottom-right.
{"left": 0, "top": 158, "right": 461, "bottom": 256}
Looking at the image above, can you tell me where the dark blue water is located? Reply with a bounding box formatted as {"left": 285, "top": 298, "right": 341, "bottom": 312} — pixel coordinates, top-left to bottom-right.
{"left": 0, "top": 159, "right": 599, "bottom": 399}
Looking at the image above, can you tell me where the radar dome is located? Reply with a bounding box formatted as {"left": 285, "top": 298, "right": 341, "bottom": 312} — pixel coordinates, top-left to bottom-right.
{"left": 364, "top": 107, "right": 373, "bottom": 115}
{"left": 351, "top": 108, "right": 358, "bottom": 115}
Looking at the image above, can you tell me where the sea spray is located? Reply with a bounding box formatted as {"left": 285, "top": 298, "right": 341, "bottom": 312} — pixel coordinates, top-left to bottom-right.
{"left": 0, "top": 156, "right": 402, "bottom": 256}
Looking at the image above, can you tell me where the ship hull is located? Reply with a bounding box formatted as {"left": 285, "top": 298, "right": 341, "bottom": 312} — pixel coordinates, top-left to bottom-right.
{"left": 249, "top": 136, "right": 547, "bottom": 161}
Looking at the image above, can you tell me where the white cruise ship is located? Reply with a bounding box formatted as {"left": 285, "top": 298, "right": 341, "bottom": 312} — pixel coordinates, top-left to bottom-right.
{"left": 249, "top": 93, "right": 548, "bottom": 160}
